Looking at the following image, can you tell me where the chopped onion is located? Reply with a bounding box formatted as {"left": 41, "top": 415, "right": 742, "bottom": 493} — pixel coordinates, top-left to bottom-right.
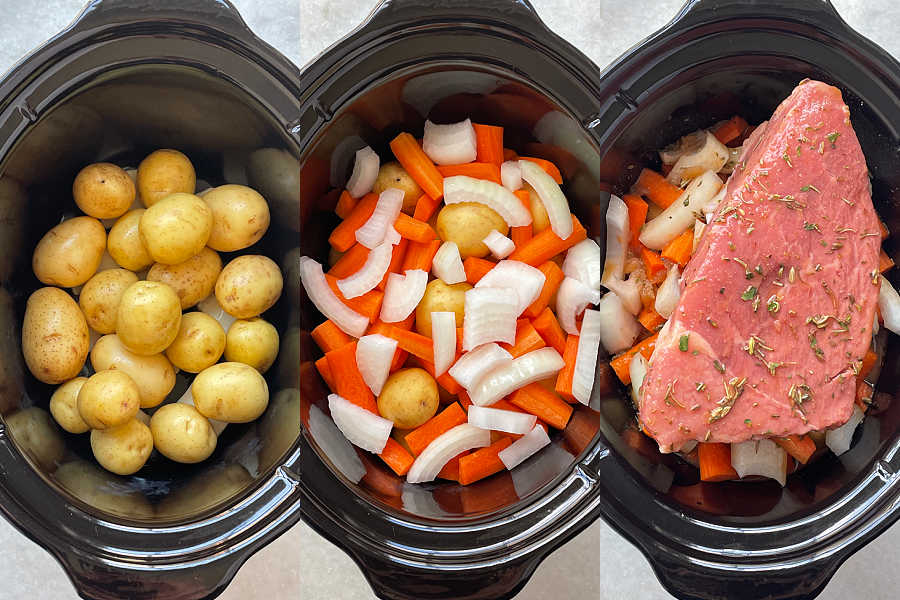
{"left": 655, "top": 264, "right": 681, "bottom": 319}
{"left": 178, "top": 387, "right": 227, "bottom": 435}
{"left": 511, "top": 442, "right": 573, "bottom": 498}
{"left": 356, "top": 188, "right": 403, "bottom": 248}
{"left": 731, "top": 439, "right": 788, "bottom": 486}
{"left": 565, "top": 238, "right": 602, "bottom": 290}
{"left": 337, "top": 240, "right": 394, "bottom": 299}
{"left": 470, "top": 347, "right": 564, "bottom": 407}
{"left": 462, "top": 287, "right": 519, "bottom": 351}
{"left": 555, "top": 276, "right": 602, "bottom": 335}
{"left": 704, "top": 186, "right": 727, "bottom": 223}
{"left": 519, "top": 159, "right": 572, "bottom": 239}
{"left": 825, "top": 406, "right": 865, "bottom": 456}
{"left": 483, "top": 230, "right": 515, "bottom": 259}
{"left": 308, "top": 404, "right": 366, "bottom": 484}
{"left": 407, "top": 423, "right": 491, "bottom": 484}
{"left": 444, "top": 175, "right": 532, "bottom": 227}
{"left": 431, "top": 312, "right": 457, "bottom": 377}
{"left": 603, "top": 276, "right": 641, "bottom": 316}
{"left": 693, "top": 218, "right": 706, "bottom": 252}
{"left": 666, "top": 131, "right": 729, "bottom": 185}
{"left": 330, "top": 135, "right": 366, "bottom": 188}
{"left": 380, "top": 269, "right": 428, "bottom": 323}
{"left": 422, "top": 119, "right": 477, "bottom": 166}
{"left": 432, "top": 241, "right": 466, "bottom": 285}
{"left": 198, "top": 294, "right": 236, "bottom": 333}
{"left": 572, "top": 309, "right": 602, "bottom": 405}
{"left": 328, "top": 393, "right": 393, "bottom": 454}
{"left": 499, "top": 425, "right": 551, "bottom": 470}
{"left": 629, "top": 352, "right": 648, "bottom": 409}
{"left": 468, "top": 405, "right": 537, "bottom": 435}
{"left": 594, "top": 292, "right": 641, "bottom": 354}
{"left": 447, "top": 343, "right": 513, "bottom": 390}
{"left": 600, "top": 195, "right": 628, "bottom": 285}
{"left": 659, "top": 130, "right": 706, "bottom": 165}
{"left": 346, "top": 146, "right": 380, "bottom": 199}
{"left": 500, "top": 160, "right": 522, "bottom": 191}
{"left": 299, "top": 257, "right": 368, "bottom": 337}
{"left": 639, "top": 170, "right": 722, "bottom": 250}
{"left": 475, "top": 260, "right": 546, "bottom": 315}
{"left": 720, "top": 145, "right": 743, "bottom": 175}
{"left": 878, "top": 275, "right": 900, "bottom": 335}
{"left": 356, "top": 334, "right": 398, "bottom": 396}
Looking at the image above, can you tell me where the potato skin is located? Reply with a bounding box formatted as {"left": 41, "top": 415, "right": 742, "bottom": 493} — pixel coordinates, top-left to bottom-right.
{"left": 90, "top": 418, "right": 153, "bottom": 475}
{"left": 203, "top": 184, "right": 271, "bottom": 252}
{"left": 107, "top": 209, "right": 153, "bottom": 271}
{"left": 377, "top": 368, "right": 439, "bottom": 429}
{"left": 22, "top": 287, "right": 89, "bottom": 384}
{"left": 73, "top": 162, "right": 135, "bottom": 219}
{"left": 77, "top": 369, "right": 141, "bottom": 430}
{"left": 91, "top": 334, "right": 175, "bottom": 408}
{"left": 116, "top": 281, "right": 182, "bottom": 355}
{"left": 150, "top": 403, "right": 217, "bottom": 464}
{"left": 32, "top": 216, "right": 107, "bottom": 287}
{"left": 436, "top": 202, "right": 508, "bottom": 259}
{"left": 215, "top": 255, "right": 283, "bottom": 319}
{"left": 165, "top": 312, "right": 225, "bottom": 373}
{"left": 139, "top": 193, "right": 213, "bottom": 265}
{"left": 192, "top": 362, "right": 269, "bottom": 423}
{"left": 6, "top": 407, "right": 65, "bottom": 472}
{"left": 372, "top": 162, "right": 422, "bottom": 214}
{"left": 50, "top": 377, "right": 90, "bottom": 434}
{"left": 414, "top": 279, "right": 471, "bottom": 337}
{"left": 79, "top": 268, "right": 139, "bottom": 334}
{"left": 137, "top": 149, "right": 196, "bottom": 207}
{"left": 224, "top": 317, "right": 279, "bottom": 373}
{"left": 147, "top": 247, "right": 221, "bottom": 310}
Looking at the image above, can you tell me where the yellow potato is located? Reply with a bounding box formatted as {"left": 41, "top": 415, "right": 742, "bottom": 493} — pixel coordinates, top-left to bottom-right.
{"left": 90, "top": 418, "right": 153, "bottom": 475}
{"left": 91, "top": 334, "right": 175, "bottom": 408}
{"left": 414, "top": 279, "right": 471, "bottom": 336}
{"left": 202, "top": 184, "right": 270, "bottom": 252}
{"left": 54, "top": 460, "right": 153, "bottom": 518}
{"left": 136, "top": 149, "right": 196, "bottom": 207}
{"left": 192, "top": 362, "right": 268, "bottom": 423}
{"left": 165, "top": 312, "right": 225, "bottom": 373}
{"left": 436, "top": 202, "right": 508, "bottom": 259}
{"left": 224, "top": 317, "right": 279, "bottom": 373}
{"left": 5, "top": 407, "right": 65, "bottom": 472}
{"left": 107, "top": 209, "right": 153, "bottom": 271}
{"left": 22, "top": 287, "right": 89, "bottom": 384}
{"left": 377, "top": 368, "right": 439, "bottom": 429}
{"left": 215, "top": 255, "right": 283, "bottom": 319}
{"left": 150, "top": 403, "right": 217, "bottom": 464}
{"left": 146, "top": 247, "right": 222, "bottom": 310}
{"left": 78, "top": 268, "right": 139, "bottom": 334}
{"left": 139, "top": 193, "right": 212, "bottom": 265}
{"left": 527, "top": 185, "right": 550, "bottom": 233}
{"left": 372, "top": 162, "right": 423, "bottom": 214}
{"left": 49, "top": 377, "right": 90, "bottom": 434}
{"left": 77, "top": 369, "right": 140, "bottom": 429}
{"left": 116, "top": 281, "right": 181, "bottom": 355}
{"left": 32, "top": 216, "right": 106, "bottom": 287}
{"left": 73, "top": 162, "right": 135, "bottom": 219}
{"left": 257, "top": 388, "right": 299, "bottom": 471}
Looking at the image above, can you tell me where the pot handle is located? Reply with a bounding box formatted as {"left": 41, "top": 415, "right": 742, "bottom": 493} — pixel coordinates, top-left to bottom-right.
{"left": 67, "top": 0, "right": 254, "bottom": 38}
{"left": 674, "top": 0, "right": 844, "bottom": 31}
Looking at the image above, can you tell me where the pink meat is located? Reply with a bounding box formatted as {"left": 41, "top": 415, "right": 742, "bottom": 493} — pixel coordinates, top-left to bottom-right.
{"left": 639, "top": 80, "right": 881, "bottom": 452}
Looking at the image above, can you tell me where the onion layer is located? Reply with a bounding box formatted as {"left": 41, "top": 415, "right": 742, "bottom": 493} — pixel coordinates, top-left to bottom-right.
{"left": 447, "top": 343, "right": 513, "bottom": 390}
{"left": 356, "top": 188, "right": 403, "bottom": 248}
{"left": 299, "top": 257, "right": 368, "bottom": 337}
{"left": 639, "top": 170, "right": 722, "bottom": 250}
{"left": 468, "top": 405, "right": 537, "bottom": 435}
{"left": 432, "top": 241, "right": 467, "bottom": 285}
{"left": 443, "top": 175, "right": 532, "bottom": 227}
{"left": 666, "top": 130, "right": 729, "bottom": 185}
{"left": 500, "top": 160, "right": 522, "bottom": 191}
{"left": 462, "top": 287, "right": 519, "bottom": 351}
{"left": 381, "top": 269, "right": 428, "bottom": 323}
{"left": 603, "top": 276, "right": 641, "bottom": 316}
{"left": 629, "top": 352, "right": 648, "bottom": 409}
{"left": 475, "top": 260, "right": 546, "bottom": 315}
{"left": 337, "top": 240, "right": 395, "bottom": 299}
{"left": 878, "top": 275, "right": 900, "bottom": 335}
{"left": 519, "top": 159, "right": 572, "bottom": 239}
{"left": 555, "top": 276, "right": 602, "bottom": 335}
{"left": 356, "top": 334, "right": 398, "bottom": 396}
{"left": 572, "top": 309, "right": 602, "bottom": 405}
{"left": 407, "top": 423, "right": 491, "bottom": 484}
{"left": 600, "top": 195, "right": 628, "bottom": 285}
{"left": 825, "top": 405, "right": 865, "bottom": 456}
{"left": 423, "top": 119, "right": 477, "bottom": 166}
{"left": 308, "top": 404, "right": 366, "bottom": 484}
{"left": 654, "top": 264, "right": 681, "bottom": 319}
{"left": 346, "top": 146, "right": 380, "bottom": 199}
{"left": 731, "top": 438, "right": 788, "bottom": 486}
{"left": 499, "top": 425, "right": 551, "bottom": 470}
{"left": 470, "top": 347, "right": 565, "bottom": 407}
{"left": 483, "top": 230, "right": 515, "bottom": 259}
{"left": 431, "top": 311, "right": 457, "bottom": 377}
{"left": 565, "top": 237, "right": 602, "bottom": 290}
{"left": 328, "top": 393, "right": 393, "bottom": 454}
{"left": 594, "top": 292, "right": 641, "bottom": 354}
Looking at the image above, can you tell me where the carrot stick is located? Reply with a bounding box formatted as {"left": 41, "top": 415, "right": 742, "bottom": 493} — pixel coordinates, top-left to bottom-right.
{"left": 523, "top": 261, "right": 565, "bottom": 318}
{"left": 856, "top": 380, "right": 874, "bottom": 412}
{"left": 458, "top": 437, "right": 513, "bottom": 485}
{"left": 311, "top": 320, "right": 352, "bottom": 354}
{"left": 379, "top": 437, "right": 415, "bottom": 476}
{"left": 455, "top": 327, "right": 465, "bottom": 355}
{"left": 634, "top": 168, "right": 682, "bottom": 209}
{"left": 531, "top": 307, "right": 567, "bottom": 355}
{"left": 519, "top": 157, "right": 563, "bottom": 184}
{"left": 328, "top": 193, "right": 378, "bottom": 252}
{"left": 325, "top": 342, "right": 377, "bottom": 413}
{"left": 773, "top": 435, "right": 816, "bottom": 465}
{"left": 335, "top": 190, "right": 358, "bottom": 219}
{"left": 508, "top": 215, "right": 587, "bottom": 266}
{"left": 514, "top": 189, "right": 530, "bottom": 207}
{"left": 395, "top": 213, "right": 438, "bottom": 243}
{"left": 389, "top": 132, "right": 444, "bottom": 200}
{"left": 412, "top": 193, "right": 441, "bottom": 222}
{"left": 437, "top": 162, "right": 501, "bottom": 185}
{"left": 500, "top": 320, "right": 546, "bottom": 358}
{"left": 410, "top": 355, "right": 463, "bottom": 395}
{"left": 503, "top": 148, "right": 518, "bottom": 161}
{"left": 315, "top": 355, "right": 335, "bottom": 391}
{"left": 555, "top": 334, "right": 579, "bottom": 402}
{"left": 463, "top": 256, "right": 495, "bottom": 284}
{"left": 368, "top": 317, "right": 413, "bottom": 371}
{"left": 405, "top": 402, "right": 467, "bottom": 456}
{"left": 609, "top": 333, "right": 658, "bottom": 384}
{"left": 509, "top": 382, "right": 573, "bottom": 430}
{"left": 384, "top": 326, "right": 434, "bottom": 363}
{"left": 328, "top": 243, "right": 370, "bottom": 279}
{"left": 712, "top": 115, "right": 749, "bottom": 145}
{"left": 379, "top": 238, "right": 409, "bottom": 290}
{"left": 698, "top": 442, "right": 738, "bottom": 482}
{"left": 623, "top": 194, "right": 649, "bottom": 250}
{"left": 640, "top": 245, "right": 666, "bottom": 276}
{"left": 859, "top": 348, "right": 878, "bottom": 381}
{"left": 511, "top": 224, "right": 533, "bottom": 248}
{"left": 437, "top": 451, "right": 468, "bottom": 481}
{"left": 661, "top": 229, "right": 694, "bottom": 267}
{"left": 473, "top": 123, "right": 504, "bottom": 167}
{"left": 401, "top": 239, "right": 442, "bottom": 271}
{"left": 880, "top": 220, "right": 890, "bottom": 240}
{"left": 637, "top": 307, "right": 666, "bottom": 333}
{"left": 879, "top": 249, "right": 894, "bottom": 273}
{"left": 324, "top": 274, "right": 383, "bottom": 321}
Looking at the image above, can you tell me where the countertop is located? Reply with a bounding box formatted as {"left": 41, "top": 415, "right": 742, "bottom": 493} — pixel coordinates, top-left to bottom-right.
{"left": 0, "top": 0, "right": 897, "bottom": 598}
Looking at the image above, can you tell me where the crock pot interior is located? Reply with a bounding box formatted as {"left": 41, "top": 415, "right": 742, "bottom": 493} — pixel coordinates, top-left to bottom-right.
{"left": 0, "top": 65, "right": 302, "bottom": 522}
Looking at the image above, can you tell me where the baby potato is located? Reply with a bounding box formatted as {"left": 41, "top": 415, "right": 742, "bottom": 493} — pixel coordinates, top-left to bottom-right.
{"left": 49, "top": 377, "right": 90, "bottom": 434}
{"left": 436, "top": 202, "right": 508, "bottom": 259}
{"left": 78, "top": 268, "right": 139, "bottom": 334}
{"left": 139, "top": 193, "right": 213, "bottom": 265}
{"left": 414, "top": 279, "right": 471, "bottom": 336}
{"left": 377, "top": 368, "right": 438, "bottom": 429}
{"left": 107, "top": 209, "right": 153, "bottom": 271}
{"left": 203, "top": 184, "right": 271, "bottom": 252}
{"left": 54, "top": 460, "right": 153, "bottom": 518}
{"left": 91, "top": 334, "right": 175, "bottom": 408}
{"left": 224, "top": 317, "right": 279, "bottom": 373}
{"left": 137, "top": 149, "right": 196, "bottom": 207}
{"left": 22, "top": 287, "right": 89, "bottom": 384}
{"left": 73, "top": 162, "right": 135, "bottom": 219}
{"left": 77, "top": 369, "right": 140, "bottom": 430}
{"left": 116, "top": 281, "right": 181, "bottom": 355}
{"left": 215, "top": 255, "right": 283, "bottom": 319}
{"left": 527, "top": 185, "right": 550, "bottom": 233}
{"left": 372, "top": 162, "right": 423, "bottom": 214}
{"left": 5, "top": 407, "right": 65, "bottom": 472}
{"left": 146, "top": 247, "right": 222, "bottom": 309}
{"left": 192, "top": 362, "right": 268, "bottom": 423}
{"left": 32, "top": 216, "right": 106, "bottom": 287}
{"left": 90, "top": 418, "right": 153, "bottom": 475}
{"left": 150, "top": 403, "right": 217, "bottom": 464}
{"left": 165, "top": 312, "right": 225, "bottom": 373}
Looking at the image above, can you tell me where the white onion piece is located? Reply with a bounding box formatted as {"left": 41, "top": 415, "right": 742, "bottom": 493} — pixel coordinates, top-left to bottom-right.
{"left": 825, "top": 406, "right": 865, "bottom": 456}
{"left": 356, "top": 188, "right": 403, "bottom": 248}
{"left": 594, "top": 292, "right": 641, "bottom": 354}
{"left": 572, "top": 309, "right": 601, "bottom": 405}
{"left": 655, "top": 264, "right": 681, "bottom": 319}
{"left": 380, "top": 269, "right": 428, "bottom": 323}
{"left": 432, "top": 241, "right": 466, "bottom": 285}
{"left": 443, "top": 175, "right": 532, "bottom": 227}
{"left": 667, "top": 131, "right": 729, "bottom": 185}
{"left": 704, "top": 186, "right": 727, "bottom": 224}
{"left": 462, "top": 287, "right": 519, "bottom": 351}
{"left": 431, "top": 312, "right": 457, "bottom": 377}
{"left": 356, "top": 334, "right": 398, "bottom": 396}
{"left": 604, "top": 276, "right": 641, "bottom": 316}
{"left": 555, "top": 276, "right": 602, "bottom": 335}
{"left": 731, "top": 439, "right": 788, "bottom": 486}
{"left": 600, "top": 195, "right": 628, "bottom": 285}
{"left": 500, "top": 160, "right": 522, "bottom": 191}
{"left": 470, "top": 347, "right": 564, "bottom": 407}
{"left": 499, "top": 425, "right": 551, "bottom": 470}
{"left": 519, "top": 159, "right": 572, "bottom": 239}
{"left": 337, "top": 240, "right": 394, "bottom": 299}
{"left": 199, "top": 294, "right": 236, "bottom": 333}
{"left": 468, "top": 405, "right": 536, "bottom": 435}
{"left": 346, "top": 146, "right": 380, "bottom": 199}
{"left": 659, "top": 130, "right": 706, "bottom": 165}
{"left": 873, "top": 313, "right": 880, "bottom": 336}
{"left": 330, "top": 135, "right": 366, "bottom": 188}
{"left": 629, "top": 352, "right": 648, "bottom": 408}
{"left": 878, "top": 275, "right": 900, "bottom": 335}
{"left": 407, "top": 423, "right": 491, "bottom": 484}
{"left": 178, "top": 387, "right": 227, "bottom": 435}
{"left": 640, "top": 170, "right": 722, "bottom": 250}
{"left": 680, "top": 440, "right": 698, "bottom": 454}
{"left": 308, "top": 404, "right": 366, "bottom": 484}
{"left": 422, "top": 119, "right": 477, "bottom": 166}
{"left": 447, "top": 343, "right": 513, "bottom": 390}
{"left": 328, "top": 393, "right": 393, "bottom": 454}
{"left": 565, "top": 238, "right": 602, "bottom": 290}
{"left": 475, "top": 260, "right": 546, "bottom": 315}
{"left": 693, "top": 218, "right": 706, "bottom": 251}
{"left": 299, "top": 257, "right": 368, "bottom": 337}
{"left": 483, "top": 230, "right": 515, "bottom": 259}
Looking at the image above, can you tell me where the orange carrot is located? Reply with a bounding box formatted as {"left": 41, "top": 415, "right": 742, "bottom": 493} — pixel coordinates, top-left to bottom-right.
{"left": 637, "top": 307, "right": 666, "bottom": 333}
{"left": 473, "top": 123, "right": 504, "bottom": 167}
{"left": 437, "top": 451, "right": 468, "bottom": 481}
{"left": 328, "top": 193, "right": 378, "bottom": 252}
{"left": 384, "top": 326, "right": 434, "bottom": 363}
{"left": 379, "top": 238, "right": 409, "bottom": 290}
{"left": 640, "top": 245, "right": 666, "bottom": 276}
{"left": 508, "top": 215, "right": 587, "bottom": 266}
{"left": 879, "top": 249, "right": 894, "bottom": 273}
{"left": 328, "top": 243, "right": 370, "bottom": 279}
{"left": 511, "top": 224, "right": 533, "bottom": 248}
{"left": 712, "top": 115, "right": 748, "bottom": 145}
{"left": 411, "top": 355, "right": 463, "bottom": 395}
{"left": 412, "top": 193, "right": 441, "bottom": 222}
{"left": 389, "top": 132, "right": 444, "bottom": 200}
{"left": 311, "top": 320, "right": 352, "bottom": 354}
{"left": 531, "top": 307, "right": 567, "bottom": 355}
{"left": 859, "top": 348, "right": 878, "bottom": 381}
{"left": 774, "top": 435, "right": 816, "bottom": 465}
{"left": 514, "top": 189, "right": 530, "bottom": 207}
{"left": 609, "top": 333, "right": 658, "bottom": 384}
{"left": 456, "top": 327, "right": 465, "bottom": 355}
{"left": 698, "top": 442, "right": 738, "bottom": 482}
{"left": 325, "top": 342, "right": 377, "bottom": 413}
{"left": 523, "top": 261, "right": 565, "bottom": 318}
{"left": 405, "top": 402, "right": 468, "bottom": 456}
{"left": 509, "top": 382, "right": 573, "bottom": 430}
{"left": 458, "top": 437, "right": 513, "bottom": 485}
{"left": 335, "top": 190, "right": 358, "bottom": 219}
{"left": 880, "top": 220, "right": 890, "bottom": 240}
{"left": 379, "top": 437, "right": 415, "bottom": 476}
{"left": 463, "top": 256, "right": 496, "bottom": 284}
{"left": 324, "top": 274, "right": 383, "bottom": 321}
{"left": 555, "top": 334, "right": 579, "bottom": 402}
{"left": 401, "top": 239, "right": 442, "bottom": 271}
{"left": 315, "top": 355, "right": 335, "bottom": 391}
{"left": 368, "top": 318, "right": 413, "bottom": 372}
{"left": 437, "top": 162, "right": 501, "bottom": 185}
{"left": 500, "top": 320, "right": 546, "bottom": 358}
{"left": 395, "top": 213, "right": 438, "bottom": 243}
{"left": 634, "top": 168, "right": 682, "bottom": 209}
{"left": 856, "top": 380, "right": 874, "bottom": 412}
{"left": 623, "top": 194, "right": 649, "bottom": 250}
{"left": 503, "top": 148, "right": 518, "bottom": 161}
{"left": 661, "top": 229, "right": 694, "bottom": 267}
{"left": 520, "top": 156, "right": 563, "bottom": 184}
